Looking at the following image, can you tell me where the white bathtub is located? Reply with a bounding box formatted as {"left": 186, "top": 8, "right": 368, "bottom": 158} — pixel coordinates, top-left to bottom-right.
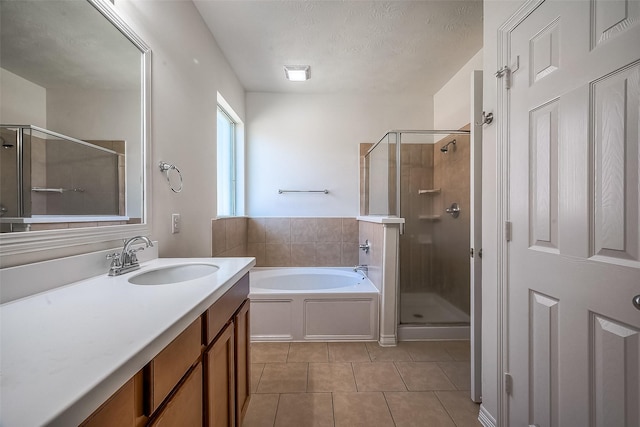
{"left": 249, "top": 267, "right": 379, "bottom": 342}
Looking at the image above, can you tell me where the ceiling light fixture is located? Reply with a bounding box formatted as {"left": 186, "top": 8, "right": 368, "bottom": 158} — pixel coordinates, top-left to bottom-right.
{"left": 284, "top": 65, "right": 310, "bottom": 81}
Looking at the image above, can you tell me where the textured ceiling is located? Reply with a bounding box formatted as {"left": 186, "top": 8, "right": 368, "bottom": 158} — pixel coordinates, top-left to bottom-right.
{"left": 194, "top": 0, "right": 483, "bottom": 94}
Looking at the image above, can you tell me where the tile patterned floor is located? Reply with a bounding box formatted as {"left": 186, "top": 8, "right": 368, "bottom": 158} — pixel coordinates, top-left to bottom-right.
{"left": 242, "top": 341, "right": 481, "bottom": 427}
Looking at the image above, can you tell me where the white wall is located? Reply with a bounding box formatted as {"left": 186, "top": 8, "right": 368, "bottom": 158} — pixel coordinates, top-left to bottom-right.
{"left": 246, "top": 92, "right": 433, "bottom": 217}
{"left": 46, "top": 88, "right": 142, "bottom": 216}
{"left": 434, "top": 49, "right": 483, "bottom": 130}
{"left": 0, "top": 68, "right": 47, "bottom": 127}
{"left": 112, "top": 0, "right": 246, "bottom": 258}
{"left": 481, "top": 1, "right": 526, "bottom": 423}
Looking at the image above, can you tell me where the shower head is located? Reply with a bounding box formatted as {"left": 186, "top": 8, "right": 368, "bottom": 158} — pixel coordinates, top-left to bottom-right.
{"left": 440, "top": 139, "right": 456, "bottom": 153}
{"left": 1, "top": 136, "right": 14, "bottom": 149}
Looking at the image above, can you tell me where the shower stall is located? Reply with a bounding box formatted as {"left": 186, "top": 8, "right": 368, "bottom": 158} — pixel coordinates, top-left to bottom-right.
{"left": 0, "top": 125, "right": 124, "bottom": 231}
{"left": 363, "top": 129, "right": 475, "bottom": 338}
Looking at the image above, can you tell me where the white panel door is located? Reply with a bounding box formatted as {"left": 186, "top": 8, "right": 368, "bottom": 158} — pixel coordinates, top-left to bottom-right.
{"left": 505, "top": 1, "right": 640, "bottom": 426}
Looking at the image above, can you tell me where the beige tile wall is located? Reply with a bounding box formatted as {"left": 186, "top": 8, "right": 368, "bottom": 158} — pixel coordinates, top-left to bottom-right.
{"left": 211, "top": 217, "right": 248, "bottom": 257}
{"left": 247, "top": 217, "right": 359, "bottom": 267}
{"left": 433, "top": 133, "right": 471, "bottom": 315}
{"left": 399, "top": 143, "right": 436, "bottom": 294}
{"left": 211, "top": 217, "right": 359, "bottom": 267}
{"left": 358, "top": 220, "right": 385, "bottom": 291}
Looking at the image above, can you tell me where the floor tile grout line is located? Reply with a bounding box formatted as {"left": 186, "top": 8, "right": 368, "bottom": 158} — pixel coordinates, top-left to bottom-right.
{"left": 331, "top": 391, "right": 336, "bottom": 427}
{"left": 254, "top": 363, "right": 265, "bottom": 394}
{"left": 434, "top": 390, "right": 461, "bottom": 427}
{"left": 271, "top": 393, "right": 281, "bottom": 427}
{"left": 350, "top": 362, "right": 360, "bottom": 392}
{"left": 392, "top": 361, "right": 410, "bottom": 392}
{"left": 382, "top": 391, "right": 399, "bottom": 427}
{"left": 285, "top": 342, "right": 291, "bottom": 362}
{"left": 436, "top": 361, "right": 461, "bottom": 391}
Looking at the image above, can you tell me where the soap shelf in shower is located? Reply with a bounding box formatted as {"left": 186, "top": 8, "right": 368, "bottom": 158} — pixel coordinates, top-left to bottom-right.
{"left": 418, "top": 215, "right": 441, "bottom": 220}
{"left": 418, "top": 188, "right": 441, "bottom": 195}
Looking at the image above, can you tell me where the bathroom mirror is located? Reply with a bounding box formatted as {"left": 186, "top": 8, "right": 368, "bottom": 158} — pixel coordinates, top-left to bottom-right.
{"left": 0, "top": 0, "right": 151, "bottom": 256}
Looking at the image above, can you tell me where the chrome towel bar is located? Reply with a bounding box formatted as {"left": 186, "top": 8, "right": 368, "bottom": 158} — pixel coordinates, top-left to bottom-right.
{"left": 278, "top": 189, "right": 329, "bottom": 194}
{"left": 31, "top": 187, "right": 85, "bottom": 193}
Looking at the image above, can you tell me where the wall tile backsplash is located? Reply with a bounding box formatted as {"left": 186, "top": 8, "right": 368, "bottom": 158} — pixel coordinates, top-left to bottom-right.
{"left": 213, "top": 217, "right": 359, "bottom": 267}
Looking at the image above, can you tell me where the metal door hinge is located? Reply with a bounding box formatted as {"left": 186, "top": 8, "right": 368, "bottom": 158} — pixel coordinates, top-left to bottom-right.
{"left": 505, "top": 373, "right": 513, "bottom": 395}
{"left": 495, "top": 56, "right": 520, "bottom": 89}
{"left": 505, "top": 221, "right": 512, "bottom": 242}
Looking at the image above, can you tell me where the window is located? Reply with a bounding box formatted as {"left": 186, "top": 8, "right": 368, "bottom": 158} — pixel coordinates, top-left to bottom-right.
{"left": 217, "top": 105, "right": 236, "bottom": 216}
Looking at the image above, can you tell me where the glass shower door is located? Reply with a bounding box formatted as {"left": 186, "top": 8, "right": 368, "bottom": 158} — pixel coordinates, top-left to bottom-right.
{"left": 398, "top": 133, "right": 471, "bottom": 327}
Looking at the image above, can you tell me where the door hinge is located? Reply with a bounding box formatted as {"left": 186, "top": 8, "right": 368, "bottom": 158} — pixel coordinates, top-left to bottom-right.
{"left": 504, "top": 221, "right": 512, "bottom": 242}
{"left": 495, "top": 56, "right": 520, "bottom": 89}
{"left": 504, "top": 373, "right": 513, "bottom": 395}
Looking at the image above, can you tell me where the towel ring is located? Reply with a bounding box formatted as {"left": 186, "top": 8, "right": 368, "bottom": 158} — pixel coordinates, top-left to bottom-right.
{"left": 159, "top": 161, "right": 183, "bottom": 193}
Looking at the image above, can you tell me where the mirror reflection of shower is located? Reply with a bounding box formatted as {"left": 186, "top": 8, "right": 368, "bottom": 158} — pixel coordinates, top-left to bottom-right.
{"left": 440, "top": 139, "right": 456, "bottom": 153}
{"left": 0, "top": 125, "right": 125, "bottom": 224}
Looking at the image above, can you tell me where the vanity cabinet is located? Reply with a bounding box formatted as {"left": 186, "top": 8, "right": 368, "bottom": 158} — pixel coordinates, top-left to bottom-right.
{"left": 80, "top": 371, "right": 146, "bottom": 427}
{"left": 148, "top": 363, "right": 203, "bottom": 427}
{"left": 204, "top": 273, "right": 250, "bottom": 427}
{"left": 233, "top": 300, "right": 251, "bottom": 423}
{"left": 148, "top": 318, "right": 202, "bottom": 413}
{"left": 79, "top": 273, "right": 250, "bottom": 427}
{"left": 205, "top": 322, "right": 235, "bottom": 427}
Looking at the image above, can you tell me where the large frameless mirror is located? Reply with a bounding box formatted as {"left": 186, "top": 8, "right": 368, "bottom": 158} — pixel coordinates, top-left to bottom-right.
{"left": 0, "top": 0, "right": 150, "bottom": 257}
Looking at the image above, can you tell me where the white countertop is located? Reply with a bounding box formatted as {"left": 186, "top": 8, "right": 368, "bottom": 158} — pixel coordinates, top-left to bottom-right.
{"left": 0, "top": 257, "right": 255, "bottom": 427}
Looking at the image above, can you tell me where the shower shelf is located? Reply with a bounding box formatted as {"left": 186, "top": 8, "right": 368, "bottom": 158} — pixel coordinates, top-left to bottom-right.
{"left": 418, "top": 215, "right": 441, "bottom": 220}
{"left": 418, "top": 188, "right": 441, "bottom": 195}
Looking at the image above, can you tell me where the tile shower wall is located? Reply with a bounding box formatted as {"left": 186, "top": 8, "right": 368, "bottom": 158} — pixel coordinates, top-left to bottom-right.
{"left": 433, "top": 133, "right": 470, "bottom": 315}
{"left": 45, "top": 139, "right": 120, "bottom": 216}
{"left": 399, "top": 143, "right": 436, "bottom": 295}
{"left": 212, "top": 217, "right": 360, "bottom": 267}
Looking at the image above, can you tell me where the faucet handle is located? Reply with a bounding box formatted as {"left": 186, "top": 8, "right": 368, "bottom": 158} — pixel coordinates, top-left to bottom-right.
{"left": 106, "top": 252, "right": 122, "bottom": 267}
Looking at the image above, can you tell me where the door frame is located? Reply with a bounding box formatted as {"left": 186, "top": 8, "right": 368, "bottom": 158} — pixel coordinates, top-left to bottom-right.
{"left": 495, "top": 1, "right": 545, "bottom": 426}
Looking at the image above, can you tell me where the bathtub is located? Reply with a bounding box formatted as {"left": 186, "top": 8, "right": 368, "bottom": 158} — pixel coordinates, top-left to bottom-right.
{"left": 249, "top": 267, "right": 380, "bottom": 342}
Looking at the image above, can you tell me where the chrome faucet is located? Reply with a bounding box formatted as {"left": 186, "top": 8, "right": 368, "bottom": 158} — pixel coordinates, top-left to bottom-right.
{"left": 359, "top": 240, "right": 371, "bottom": 254}
{"left": 353, "top": 265, "right": 368, "bottom": 275}
{"left": 107, "top": 235, "right": 153, "bottom": 276}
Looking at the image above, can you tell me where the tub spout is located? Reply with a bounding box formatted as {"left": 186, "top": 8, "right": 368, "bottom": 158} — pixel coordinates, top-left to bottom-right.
{"left": 353, "top": 265, "right": 368, "bottom": 275}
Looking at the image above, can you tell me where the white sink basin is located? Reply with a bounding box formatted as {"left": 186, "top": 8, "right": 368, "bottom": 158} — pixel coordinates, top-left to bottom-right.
{"left": 128, "top": 263, "right": 219, "bottom": 285}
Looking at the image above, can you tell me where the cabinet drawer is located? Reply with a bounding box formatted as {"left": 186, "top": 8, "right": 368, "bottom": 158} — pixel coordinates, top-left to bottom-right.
{"left": 205, "top": 273, "right": 249, "bottom": 344}
{"left": 148, "top": 318, "right": 202, "bottom": 413}
{"left": 81, "top": 370, "right": 145, "bottom": 427}
{"left": 149, "top": 363, "right": 203, "bottom": 427}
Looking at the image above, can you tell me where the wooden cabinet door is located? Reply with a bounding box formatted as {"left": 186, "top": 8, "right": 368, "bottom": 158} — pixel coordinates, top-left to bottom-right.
{"left": 148, "top": 363, "right": 203, "bottom": 427}
{"left": 206, "top": 322, "right": 235, "bottom": 427}
{"left": 234, "top": 300, "right": 250, "bottom": 426}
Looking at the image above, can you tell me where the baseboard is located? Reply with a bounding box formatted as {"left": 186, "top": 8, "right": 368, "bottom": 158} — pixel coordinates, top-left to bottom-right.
{"left": 398, "top": 324, "right": 470, "bottom": 340}
{"left": 478, "top": 404, "right": 497, "bottom": 427}
{"left": 378, "top": 334, "right": 397, "bottom": 347}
